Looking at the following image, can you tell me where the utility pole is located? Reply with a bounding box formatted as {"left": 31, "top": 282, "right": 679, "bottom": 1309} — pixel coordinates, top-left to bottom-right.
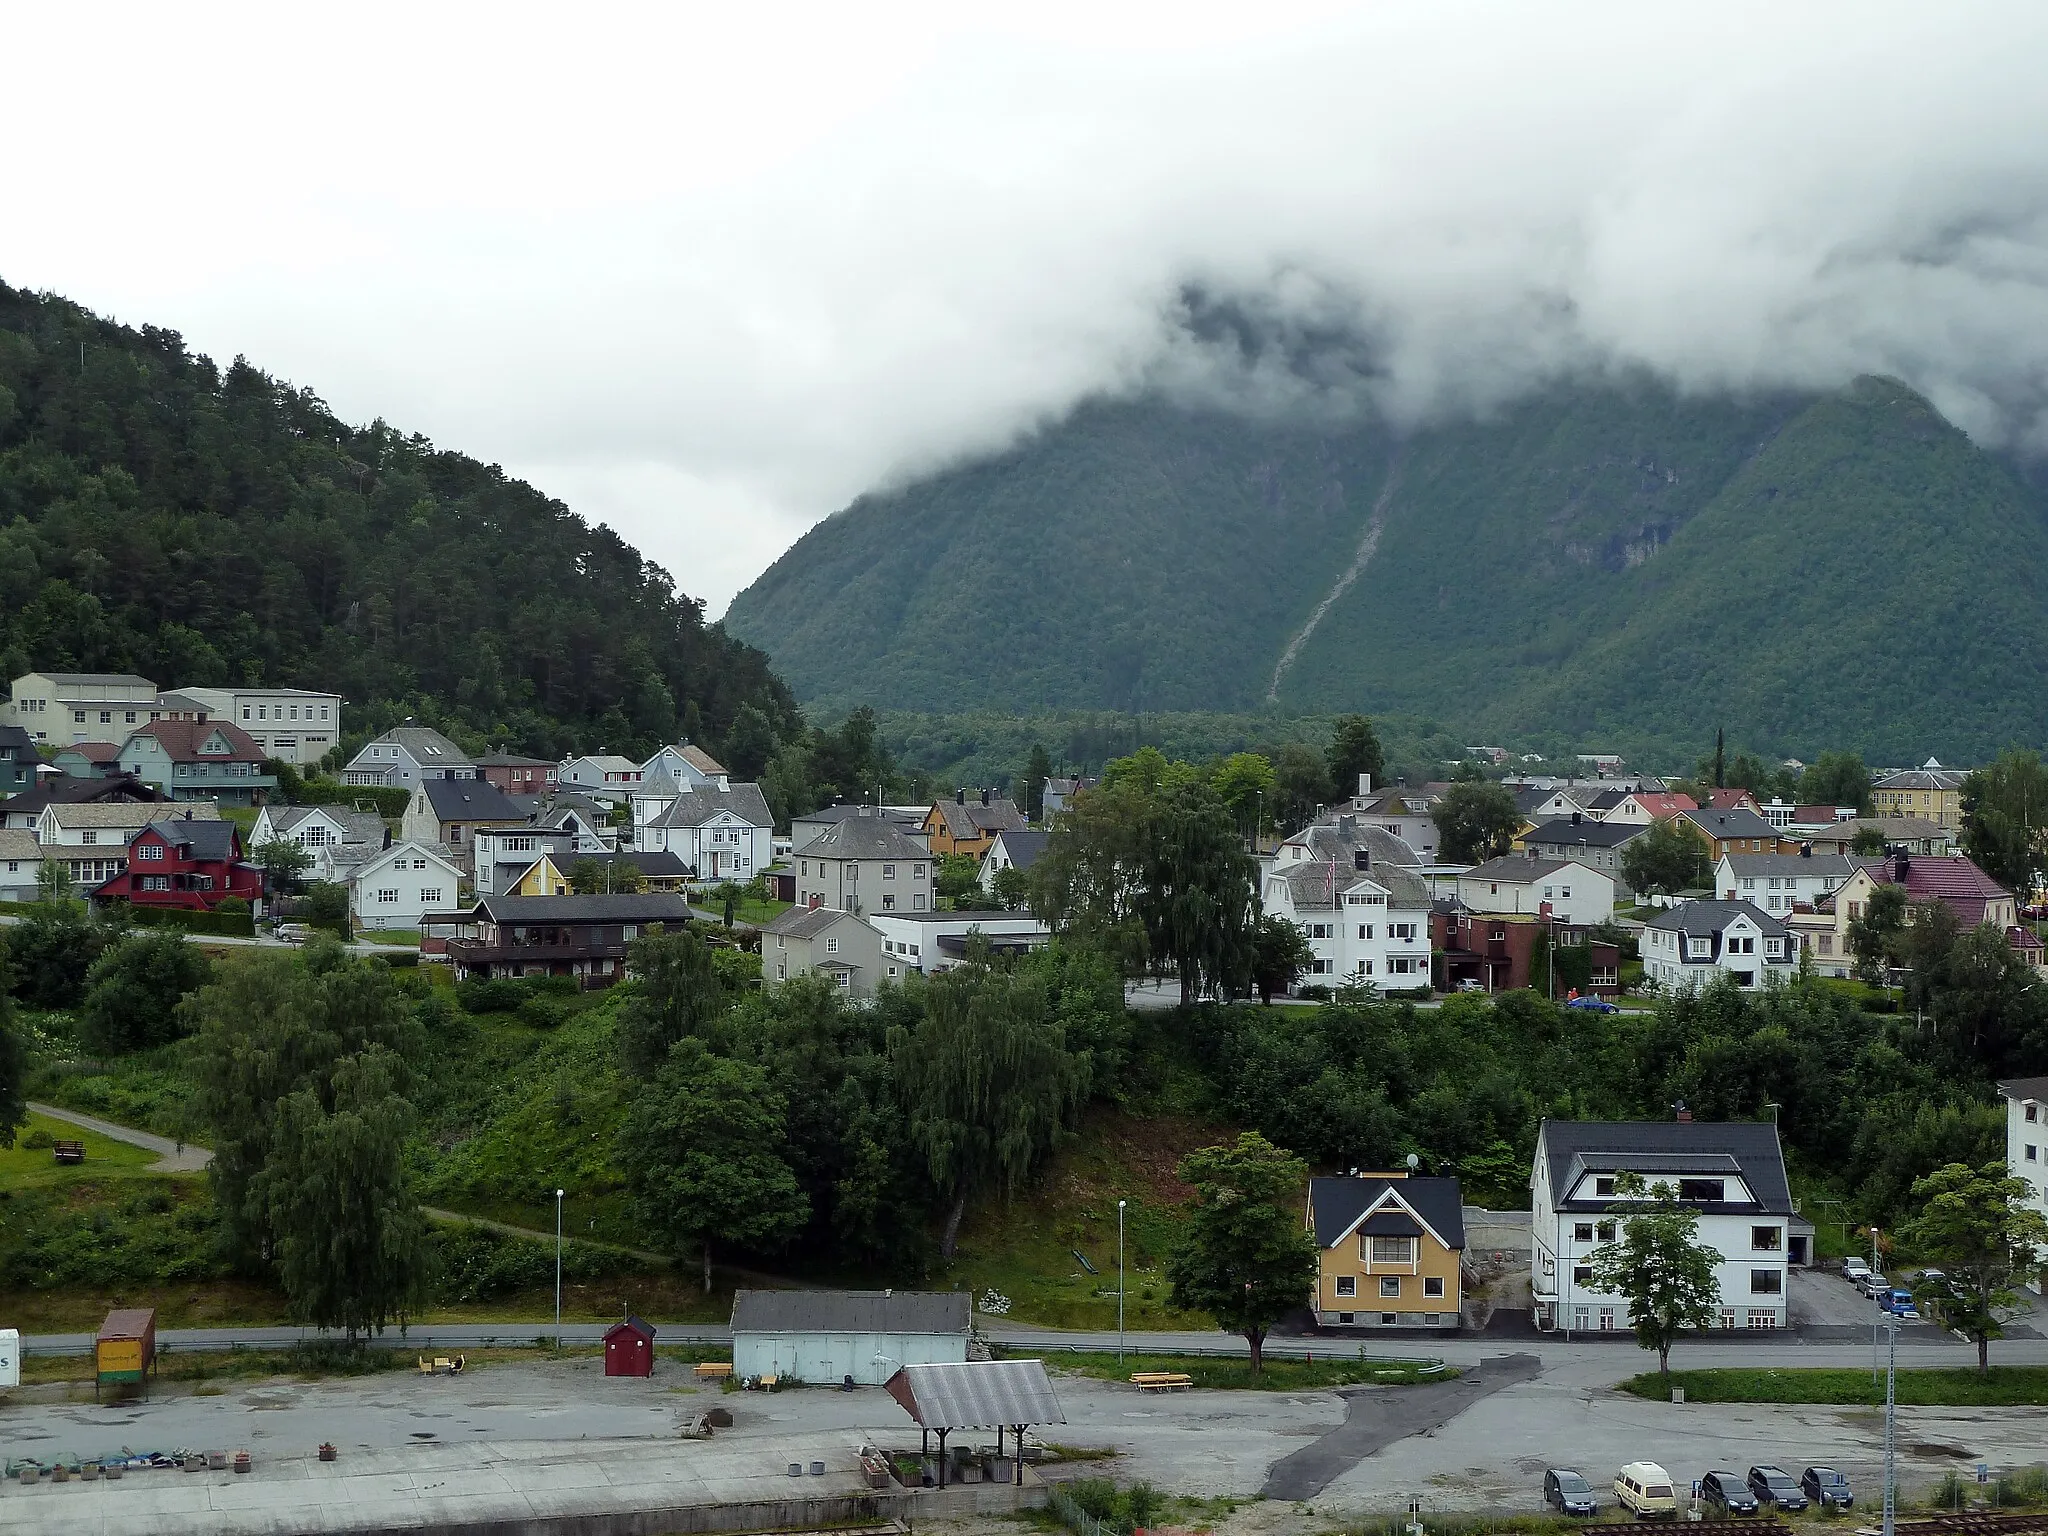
{"left": 555, "top": 1187, "right": 566, "bottom": 1347}
{"left": 1117, "top": 1199, "right": 1127, "bottom": 1365}
{"left": 1882, "top": 1307, "right": 1898, "bottom": 1536}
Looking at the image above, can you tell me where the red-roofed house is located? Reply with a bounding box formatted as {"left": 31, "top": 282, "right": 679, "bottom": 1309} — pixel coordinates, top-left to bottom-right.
{"left": 1804, "top": 852, "right": 2045, "bottom": 978}
{"left": 1603, "top": 791, "right": 1698, "bottom": 826}
{"left": 117, "top": 720, "right": 277, "bottom": 805}
{"left": 1705, "top": 788, "right": 1762, "bottom": 814}
{"left": 94, "top": 816, "right": 263, "bottom": 912}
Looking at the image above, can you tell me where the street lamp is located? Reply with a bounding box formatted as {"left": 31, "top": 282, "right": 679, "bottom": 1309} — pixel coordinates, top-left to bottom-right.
{"left": 555, "top": 1188, "right": 566, "bottom": 1347}
{"left": 1117, "top": 1200, "right": 1127, "bottom": 1365}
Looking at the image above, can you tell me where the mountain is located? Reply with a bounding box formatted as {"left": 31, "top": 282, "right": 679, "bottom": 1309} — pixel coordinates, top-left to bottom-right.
{"left": 726, "top": 377, "right": 2048, "bottom": 761}
{"left": 0, "top": 284, "right": 799, "bottom": 763}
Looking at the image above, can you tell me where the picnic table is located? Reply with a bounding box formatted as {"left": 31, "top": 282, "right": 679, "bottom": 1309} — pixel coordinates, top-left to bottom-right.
{"left": 1130, "top": 1372, "right": 1193, "bottom": 1392}
{"left": 693, "top": 1361, "right": 734, "bottom": 1379}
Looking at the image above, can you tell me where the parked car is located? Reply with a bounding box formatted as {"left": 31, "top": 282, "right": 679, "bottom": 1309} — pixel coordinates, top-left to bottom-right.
{"left": 1843, "top": 1256, "right": 1870, "bottom": 1283}
{"left": 1801, "top": 1467, "right": 1854, "bottom": 1509}
{"left": 1701, "top": 1470, "right": 1759, "bottom": 1515}
{"left": 1545, "top": 1469, "right": 1598, "bottom": 1516}
{"left": 1456, "top": 978, "right": 1487, "bottom": 992}
{"left": 1615, "top": 1462, "right": 1680, "bottom": 1521}
{"left": 1566, "top": 995, "right": 1619, "bottom": 1013}
{"left": 1747, "top": 1466, "right": 1809, "bottom": 1512}
{"left": 1883, "top": 1288, "right": 1920, "bottom": 1319}
{"left": 1858, "top": 1270, "right": 1891, "bottom": 1298}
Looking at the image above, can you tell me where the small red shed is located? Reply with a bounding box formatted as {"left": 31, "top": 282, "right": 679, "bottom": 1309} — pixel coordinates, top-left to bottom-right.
{"left": 603, "top": 1315, "right": 656, "bottom": 1377}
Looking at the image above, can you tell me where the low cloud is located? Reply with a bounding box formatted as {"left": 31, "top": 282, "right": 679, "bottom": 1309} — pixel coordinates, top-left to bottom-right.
{"left": 6, "top": 3, "right": 2047, "bottom": 609}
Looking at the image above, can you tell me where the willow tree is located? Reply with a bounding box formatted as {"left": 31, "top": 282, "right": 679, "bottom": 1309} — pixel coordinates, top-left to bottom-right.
{"left": 616, "top": 923, "right": 727, "bottom": 1077}
{"left": 889, "top": 965, "right": 1090, "bottom": 1257}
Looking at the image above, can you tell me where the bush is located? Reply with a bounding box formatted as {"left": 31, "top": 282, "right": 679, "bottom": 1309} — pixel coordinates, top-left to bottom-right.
{"left": 518, "top": 994, "right": 574, "bottom": 1029}
{"left": 215, "top": 896, "right": 251, "bottom": 917}
{"left": 122, "top": 905, "right": 258, "bottom": 939}
{"left": 458, "top": 977, "right": 527, "bottom": 1013}
{"left": 21, "top": 1127, "right": 54, "bottom": 1149}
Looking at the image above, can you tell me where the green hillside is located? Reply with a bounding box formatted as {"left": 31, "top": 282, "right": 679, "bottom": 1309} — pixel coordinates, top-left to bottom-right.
{"left": 726, "top": 378, "right": 2048, "bottom": 761}
{"left": 0, "top": 283, "right": 799, "bottom": 762}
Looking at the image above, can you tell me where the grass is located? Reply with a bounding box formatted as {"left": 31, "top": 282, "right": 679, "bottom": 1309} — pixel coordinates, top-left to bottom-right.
{"left": 11, "top": 1338, "right": 727, "bottom": 1391}
{"left": 356, "top": 928, "right": 422, "bottom": 946}
{"left": 944, "top": 1108, "right": 1224, "bottom": 1330}
{"left": 1031, "top": 1348, "right": 1452, "bottom": 1391}
{"left": 0, "top": 1112, "right": 159, "bottom": 1187}
{"left": 1620, "top": 1366, "right": 2048, "bottom": 1406}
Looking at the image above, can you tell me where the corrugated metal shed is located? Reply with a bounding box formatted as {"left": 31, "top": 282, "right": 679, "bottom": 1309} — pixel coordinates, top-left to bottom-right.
{"left": 885, "top": 1358, "right": 1066, "bottom": 1429}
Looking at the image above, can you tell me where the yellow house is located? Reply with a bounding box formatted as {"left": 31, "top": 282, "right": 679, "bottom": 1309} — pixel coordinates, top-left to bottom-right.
{"left": 1870, "top": 765, "right": 1966, "bottom": 830}
{"left": 1306, "top": 1173, "right": 1465, "bottom": 1330}
{"left": 510, "top": 853, "right": 574, "bottom": 896}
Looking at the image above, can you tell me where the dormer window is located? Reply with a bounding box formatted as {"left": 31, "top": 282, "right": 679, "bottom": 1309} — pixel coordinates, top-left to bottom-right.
{"left": 1594, "top": 1176, "right": 1615, "bottom": 1196}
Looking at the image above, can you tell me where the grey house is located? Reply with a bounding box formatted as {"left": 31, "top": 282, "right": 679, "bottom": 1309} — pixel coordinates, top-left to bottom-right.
{"left": 730, "top": 1289, "right": 971, "bottom": 1385}
{"left": 762, "top": 905, "right": 893, "bottom": 997}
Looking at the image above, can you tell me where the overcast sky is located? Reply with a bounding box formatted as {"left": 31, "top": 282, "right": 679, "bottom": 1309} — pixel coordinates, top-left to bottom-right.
{"left": 7, "top": 3, "right": 2048, "bottom": 614}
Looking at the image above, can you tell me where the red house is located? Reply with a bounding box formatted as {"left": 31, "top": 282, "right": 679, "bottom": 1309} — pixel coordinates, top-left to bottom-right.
{"left": 95, "top": 816, "right": 263, "bottom": 913}
{"left": 603, "top": 1316, "right": 656, "bottom": 1377}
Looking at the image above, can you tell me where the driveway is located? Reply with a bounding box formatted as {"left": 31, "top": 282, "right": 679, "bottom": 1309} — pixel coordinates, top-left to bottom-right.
{"left": 27, "top": 1102, "right": 212, "bottom": 1173}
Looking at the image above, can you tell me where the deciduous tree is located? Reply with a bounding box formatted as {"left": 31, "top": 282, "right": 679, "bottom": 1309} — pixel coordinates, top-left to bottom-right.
{"left": 79, "top": 927, "right": 213, "bottom": 1055}
{"left": 0, "top": 958, "right": 25, "bottom": 1149}
{"left": 1620, "top": 817, "right": 1708, "bottom": 898}
{"left": 1961, "top": 749, "right": 2048, "bottom": 898}
{"left": 1901, "top": 1161, "right": 2048, "bottom": 1374}
{"left": 1166, "top": 1133, "right": 1318, "bottom": 1372}
{"left": 1586, "top": 1171, "right": 1724, "bottom": 1385}
{"left": 1248, "top": 915, "right": 1315, "bottom": 1004}
{"left": 616, "top": 924, "right": 727, "bottom": 1077}
{"left": 251, "top": 836, "right": 313, "bottom": 894}
{"left": 1270, "top": 742, "right": 1332, "bottom": 833}
{"left": 1800, "top": 752, "right": 1872, "bottom": 813}
{"left": 1434, "top": 781, "right": 1520, "bottom": 864}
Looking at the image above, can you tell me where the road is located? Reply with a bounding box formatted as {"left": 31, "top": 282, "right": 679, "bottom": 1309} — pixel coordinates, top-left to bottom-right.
{"left": 27, "top": 1102, "right": 211, "bottom": 1173}
{"left": 0, "top": 911, "right": 417, "bottom": 957}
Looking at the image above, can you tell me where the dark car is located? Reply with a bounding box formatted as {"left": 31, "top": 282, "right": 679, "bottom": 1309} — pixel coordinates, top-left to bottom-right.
{"left": 1701, "top": 1471, "right": 1759, "bottom": 1515}
{"left": 1545, "top": 1469, "right": 1598, "bottom": 1516}
{"left": 1748, "top": 1466, "right": 1809, "bottom": 1512}
{"left": 1801, "top": 1467, "right": 1854, "bottom": 1509}
{"left": 1566, "top": 995, "right": 1620, "bottom": 1013}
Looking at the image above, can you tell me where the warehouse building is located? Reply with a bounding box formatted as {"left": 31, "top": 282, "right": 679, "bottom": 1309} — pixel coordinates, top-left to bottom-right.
{"left": 729, "top": 1289, "right": 972, "bottom": 1386}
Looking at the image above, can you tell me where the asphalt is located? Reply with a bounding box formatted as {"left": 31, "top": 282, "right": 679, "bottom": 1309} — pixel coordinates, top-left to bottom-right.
{"left": 26, "top": 1103, "right": 211, "bottom": 1173}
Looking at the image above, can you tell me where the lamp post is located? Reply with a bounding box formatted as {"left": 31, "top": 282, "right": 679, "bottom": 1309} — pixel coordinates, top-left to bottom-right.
{"left": 1870, "top": 1226, "right": 1881, "bottom": 1382}
{"left": 1117, "top": 1199, "right": 1127, "bottom": 1365}
{"left": 555, "top": 1188, "right": 566, "bottom": 1347}
{"left": 1882, "top": 1306, "right": 1898, "bottom": 1536}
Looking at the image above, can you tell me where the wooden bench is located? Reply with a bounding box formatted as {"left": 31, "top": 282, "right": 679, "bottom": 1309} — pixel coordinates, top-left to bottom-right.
{"left": 758, "top": 1373, "right": 779, "bottom": 1391}
{"left": 693, "top": 1362, "right": 734, "bottom": 1380}
{"left": 1130, "top": 1372, "right": 1193, "bottom": 1392}
{"left": 53, "top": 1141, "right": 85, "bottom": 1165}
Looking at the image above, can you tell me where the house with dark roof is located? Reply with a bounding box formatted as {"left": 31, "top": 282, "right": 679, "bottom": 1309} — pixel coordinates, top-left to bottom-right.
{"left": 1714, "top": 851, "right": 1854, "bottom": 915}
{"left": 788, "top": 801, "right": 928, "bottom": 855}
{"left": 1307, "top": 1174, "right": 1466, "bottom": 1330}
{"left": 1872, "top": 762, "right": 1967, "bottom": 830}
{"left": 0, "top": 724, "right": 39, "bottom": 798}
{"left": 474, "top": 751, "right": 558, "bottom": 794}
{"left": 1, "top": 772, "right": 165, "bottom": 830}
{"left": 1262, "top": 833, "right": 1433, "bottom": 991}
{"left": 795, "top": 809, "right": 932, "bottom": 916}
{"left": 343, "top": 725, "right": 476, "bottom": 788}
{"left": 1679, "top": 808, "right": 1801, "bottom": 861}
{"left": 401, "top": 777, "right": 529, "bottom": 872}
{"left": 978, "top": 829, "right": 1048, "bottom": 896}
{"left": 93, "top": 815, "right": 263, "bottom": 913}
{"left": 1531, "top": 1116, "right": 1802, "bottom": 1333}
{"left": 1522, "top": 815, "right": 1649, "bottom": 894}
{"left": 437, "top": 892, "right": 695, "bottom": 988}
{"left": 923, "top": 790, "right": 1027, "bottom": 860}
{"left": 1642, "top": 899, "right": 1795, "bottom": 992}
{"left": 639, "top": 781, "right": 775, "bottom": 880}
{"left": 249, "top": 804, "right": 390, "bottom": 882}
{"left": 118, "top": 719, "right": 276, "bottom": 805}
{"left": 730, "top": 1290, "right": 970, "bottom": 1384}
{"left": 762, "top": 904, "right": 891, "bottom": 997}
{"left": 1794, "top": 815, "right": 1955, "bottom": 858}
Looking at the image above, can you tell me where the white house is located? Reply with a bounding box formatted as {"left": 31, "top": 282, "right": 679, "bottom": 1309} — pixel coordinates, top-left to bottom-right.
{"left": 558, "top": 754, "right": 642, "bottom": 803}
{"left": 249, "top": 804, "right": 389, "bottom": 882}
{"left": 0, "top": 828, "right": 46, "bottom": 902}
{"left": 637, "top": 781, "right": 774, "bottom": 881}
{"left": 1531, "top": 1117, "right": 1801, "bottom": 1334}
{"left": 1641, "top": 900, "right": 1796, "bottom": 992}
{"left": 1998, "top": 1077, "right": 2048, "bottom": 1287}
{"left": 1713, "top": 852, "right": 1855, "bottom": 916}
{"left": 345, "top": 841, "right": 464, "bottom": 931}
{"left": 343, "top": 726, "right": 475, "bottom": 787}
{"left": 1523, "top": 816, "right": 1648, "bottom": 896}
{"left": 1262, "top": 852, "right": 1433, "bottom": 991}
{"left": 639, "top": 742, "right": 729, "bottom": 791}
{"left": 5, "top": 672, "right": 157, "bottom": 745}
{"left": 979, "top": 829, "right": 1048, "bottom": 894}
{"left": 794, "top": 810, "right": 932, "bottom": 915}
{"left": 472, "top": 825, "right": 581, "bottom": 897}
{"left": 729, "top": 1290, "right": 969, "bottom": 1386}
{"left": 761, "top": 905, "right": 893, "bottom": 998}
{"left": 1343, "top": 779, "right": 1443, "bottom": 861}
{"left": 1457, "top": 853, "right": 1615, "bottom": 927}
{"left": 169, "top": 686, "right": 344, "bottom": 766}
{"left": 868, "top": 910, "right": 1052, "bottom": 976}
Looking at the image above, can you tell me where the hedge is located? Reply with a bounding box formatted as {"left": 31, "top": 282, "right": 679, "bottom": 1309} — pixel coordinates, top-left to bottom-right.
{"left": 121, "top": 905, "right": 257, "bottom": 938}
{"left": 290, "top": 778, "right": 410, "bottom": 819}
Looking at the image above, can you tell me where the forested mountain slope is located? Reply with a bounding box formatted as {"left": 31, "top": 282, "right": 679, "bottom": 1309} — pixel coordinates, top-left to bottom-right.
{"left": 0, "top": 284, "right": 799, "bottom": 762}
{"left": 727, "top": 378, "right": 2048, "bottom": 760}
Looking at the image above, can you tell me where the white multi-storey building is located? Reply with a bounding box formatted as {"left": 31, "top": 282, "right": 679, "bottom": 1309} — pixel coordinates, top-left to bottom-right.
{"left": 1262, "top": 815, "right": 1432, "bottom": 990}
{"left": 1642, "top": 900, "right": 1797, "bottom": 992}
{"left": 1714, "top": 852, "right": 1855, "bottom": 915}
{"left": 168, "top": 687, "right": 344, "bottom": 767}
{"left": 1998, "top": 1077, "right": 2048, "bottom": 1288}
{"left": 1531, "top": 1117, "right": 1805, "bottom": 1335}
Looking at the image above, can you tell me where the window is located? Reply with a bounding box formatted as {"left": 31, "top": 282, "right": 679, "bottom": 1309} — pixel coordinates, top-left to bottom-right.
{"left": 1752, "top": 1225, "right": 1782, "bottom": 1251}
{"left": 1688, "top": 937, "right": 1711, "bottom": 958}
{"left": 2028, "top": 1145, "right": 2038, "bottom": 1162}
{"left": 914, "top": 895, "right": 926, "bottom": 910}
{"left": 1423, "top": 1276, "right": 1445, "bottom": 1298}
{"left": 81, "top": 830, "right": 97, "bottom": 846}
{"left": 1380, "top": 1313, "right": 1397, "bottom": 1325}
{"left": 74, "top": 710, "right": 85, "bottom": 723}
{"left": 100, "top": 710, "right": 111, "bottom": 723}
{"left": 1369, "top": 1235, "right": 1416, "bottom": 1264}
{"left": 1379, "top": 1275, "right": 1401, "bottom": 1298}
{"left": 1594, "top": 1176, "right": 1615, "bottom": 1196}
{"left": 1598, "top": 1307, "right": 1616, "bottom": 1331}
{"left": 2029, "top": 1104, "right": 2039, "bottom": 1123}
{"left": 1358, "top": 924, "right": 1374, "bottom": 940}
{"left": 1561, "top": 887, "right": 1572, "bottom": 899}
{"left": 135, "top": 843, "right": 163, "bottom": 861}
{"left": 825, "top": 937, "right": 839, "bottom": 954}
{"left": 914, "top": 865, "right": 925, "bottom": 879}
{"left": 304, "top": 824, "right": 328, "bottom": 848}
{"left": 1335, "top": 1276, "right": 1356, "bottom": 1297}
{"left": 376, "top": 888, "right": 399, "bottom": 904}
{"left": 1720, "top": 1310, "right": 1737, "bottom": 1329}
{"left": 884, "top": 863, "right": 896, "bottom": 878}
{"left": 1574, "top": 1222, "right": 1594, "bottom": 1242}
{"left": 1677, "top": 1179, "right": 1726, "bottom": 1201}
{"left": 1746, "top": 1310, "right": 1777, "bottom": 1329}
{"left": 1572, "top": 1265, "right": 1593, "bottom": 1285}
{"left": 420, "top": 889, "right": 443, "bottom": 906}
{"left": 1750, "top": 1269, "right": 1782, "bottom": 1294}
{"left": 882, "top": 895, "right": 896, "bottom": 910}
{"left": 1597, "top": 1221, "right": 1616, "bottom": 1241}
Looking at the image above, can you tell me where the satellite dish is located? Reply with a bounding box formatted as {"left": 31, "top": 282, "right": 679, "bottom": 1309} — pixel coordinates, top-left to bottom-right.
{"left": 1405, "top": 1152, "right": 1420, "bottom": 1171}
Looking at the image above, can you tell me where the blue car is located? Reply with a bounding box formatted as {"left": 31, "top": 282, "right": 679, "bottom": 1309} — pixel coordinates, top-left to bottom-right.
{"left": 1566, "top": 996, "right": 1620, "bottom": 1013}
{"left": 1883, "top": 1288, "right": 1920, "bottom": 1319}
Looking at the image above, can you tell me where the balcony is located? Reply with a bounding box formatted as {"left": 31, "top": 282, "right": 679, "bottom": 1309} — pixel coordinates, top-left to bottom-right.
{"left": 445, "top": 937, "right": 628, "bottom": 967}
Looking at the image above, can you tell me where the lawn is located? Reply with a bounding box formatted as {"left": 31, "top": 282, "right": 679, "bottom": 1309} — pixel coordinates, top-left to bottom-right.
{"left": 1029, "top": 1349, "right": 1453, "bottom": 1391}
{"left": 1620, "top": 1366, "right": 2048, "bottom": 1406}
{"left": 0, "top": 1112, "right": 159, "bottom": 1187}
{"left": 944, "top": 1108, "right": 1228, "bottom": 1330}
{"left": 15, "top": 1338, "right": 734, "bottom": 1390}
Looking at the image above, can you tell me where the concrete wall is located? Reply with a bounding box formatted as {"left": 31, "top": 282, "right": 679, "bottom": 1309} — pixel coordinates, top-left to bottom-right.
{"left": 731, "top": 1330, "right": 969, "bottom": 1385}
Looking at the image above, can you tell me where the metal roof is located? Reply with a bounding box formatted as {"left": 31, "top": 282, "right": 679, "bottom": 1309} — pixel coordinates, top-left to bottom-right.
{"left": 885, "top": 1358, "right": 1065, "bottom": 1430}
{"left": 730, "top": 1288, "right": 969, "bottom": 1336}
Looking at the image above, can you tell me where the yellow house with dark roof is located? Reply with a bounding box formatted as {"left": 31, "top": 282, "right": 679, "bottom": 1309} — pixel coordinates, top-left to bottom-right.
{"left": 1306, "top": 1173, "right": 1465, "bottom": 1330}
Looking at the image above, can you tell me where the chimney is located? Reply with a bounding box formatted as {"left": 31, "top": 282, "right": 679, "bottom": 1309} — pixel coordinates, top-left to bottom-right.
{"left": 1571, "top": 810, "right": 1582, "bottom": 825}
{"left": 1800, "top": 841, "right": 1811, "bottom": 858}
{"left": 1675, "top": 1101, "right": 1692, "bottom": 1123}
{"left": 1358, "top": 772, "right": 1372, "bottom": 797}
{"left": 1354, "top": 848, "right": 1370, "bottom": 872}
{"left": 981, "top": 788, "right": 991, "bottom": 807}
{"left": 1894, "top": 852, "right": 1910, "bottom": 882}
{"left": 956, "top": 788, "right": 965, "bottom": 805}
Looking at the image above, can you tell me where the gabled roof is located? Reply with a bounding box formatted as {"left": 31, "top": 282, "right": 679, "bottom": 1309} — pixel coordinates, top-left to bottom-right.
{"left": 475, "top": 751, "right": 555, "bottom": 769}
{"left": 989, "top": 829, "right": 1050, "bottom": 872}
{"left": 637, "top": 759, "right": 686, "bottom": 798}
{"left": 29, "top": 672, "right": 155, "bottom": 689}
{"left": 1275, "top": 860, "right": 1431, "bottom": 913}
{"left": 125, "top": 719, "right": 266, "bottom": 763}
{"left": 929, "top": 797, "right": 1028, "bottom": 839}
{"left": 650, "top": 783, "right": 774, "bottom": 829}
{"left": 417, "top": 778, "right": 526, "bottom": 822}
{"left": 2, "top": 774, "right": 166, "bottom": 817}
{"left": 1718, "top": 852, "right": 1854, "bottom": 879}
{"left": 49, "top": 801, "right": 219, "bottom": 829}
{"left": 567, "top": 753, "right": 639, "bottom": 775}
{"left": 1538, "top": 1118, "right": 1793, "bottom": 1214}
{"left": 1461, "top": 854, "right": 1574, "bottom": 884}
{"left": 1705, "top": 788, "right": 1761, "bottom": 812}
{"left": 0, "top": 827, "right": 44, "bottom": 862}
{"left": 566, "top": 850, "right": 692, "bottom": 879}
{"left": 1289, "top": 816, "right": 1421, "bottom": 870}
{"left": 1308, "top": 1175, "right": 1466, "bottom": 1251}
{"left": 1861, "top": 852, "right": 2012, "bottom": 926}
{"left": 1874, "top": 768, "right": 1967, "bottom": 791}
{"left": 360, "top": 726, "right": 473, "bottom": 766}
{"left": 1524, "top": 818, "right": 1645, "bottom": 851}
{"left": 350, "top": 839, "right": 461, "bottom": 880}
{"left": 1683, "top": 808, "right": 1779, "bottom": 840}
{"left": 1644, "top": 898, "right": 1789, "bottom": 938}
{"left": 1998, "top": 1076, "right": 2048, "bottom": 1103}
{"left": 57, "top": 741, "right": 124, "bottom": 764}
{"left": 463, "top": 893, "right": 695, "bottom": 924}
{"left": 731, "top": 1288, "right": 969, "bottom": 1336}
{"left": 1624, "top": 791, "right": 1697, "bottom": 818}
{"left": 142, "top": 817, "right": 242, "bottom": 861}
{"left": 678, "top": 744, "right": 727, "bottom": 776}
{"left": 764, "top": 904, "right": 870, "bottom": 939}
{"left": 0, "top": 724, "right": 34, "bottom": 753}
{"left": 799, "top": 813, "right": 930, "bottom": 861}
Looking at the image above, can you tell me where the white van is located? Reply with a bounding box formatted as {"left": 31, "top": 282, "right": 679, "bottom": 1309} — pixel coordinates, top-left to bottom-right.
{"left": 1615, "top": 1461, "right": 1679, "bottom": 1520}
